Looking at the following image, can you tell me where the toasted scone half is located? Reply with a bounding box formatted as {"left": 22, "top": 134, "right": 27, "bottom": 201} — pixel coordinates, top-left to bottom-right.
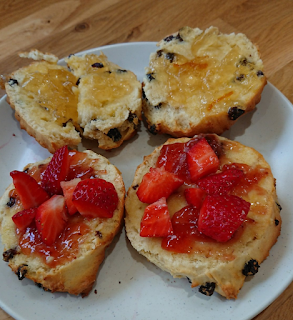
{"left": 0, "top": 148, "right": 125, "bottom": 296}
{"left": 125, "top": 134, "right": 281, "bottom": 299}
{"left": 142, "top": 26, "right": 267, "bottom": 136}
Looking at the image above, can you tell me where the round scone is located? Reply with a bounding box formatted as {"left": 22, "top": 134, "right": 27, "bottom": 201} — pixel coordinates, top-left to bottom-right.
{"left": 65, "top": 52, "right": 142, "bottom": 150}
{"left": 125, "top": 134, "right": 281, "bottom": 299}
{"left": 0, "top": 147, "right": 125, "bottom": 296}
{"left": 142, "top": 26, "right": 267, "bottom": 136}
{"left": 5, "top": 49, "right": 142, "bottom": 153}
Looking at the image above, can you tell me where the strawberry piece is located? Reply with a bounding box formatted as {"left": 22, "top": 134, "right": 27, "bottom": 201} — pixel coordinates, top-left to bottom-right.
{"left": 60, "top": 178, "right": 81, "bottom": 215}
{"left": 198, "top": 195, "right": 251, "bottom": 242}
{"left": 156, "top": 138, "right": 199, "bottom": 182}
{"left": 10, "top": 170, "right": 49, "bottom": 209}
{"left": 41, "top": 145, "right": 70, "bottom": 195}
{"left": 187, "top": 138, "right": 220, "bottom": 182}
{"left": 140, "top": 197, "right": 173, "bottom": 237}
{"left": 35, "top": 195, "right": 68, "bottom": 246}
{"left": 136, "top": 167, "right": 184, "bottom": 204}
{"left": 197, "top": 168, "right": 244, "bottom": 195}
{"left": 12, "top": 208, "right": 38, "bottom": 230}
{"left": 184, "top": 188, "right": 206, "bottom": 209}
{"left": 72, "top": 178, "right": 118, "bottom": 218}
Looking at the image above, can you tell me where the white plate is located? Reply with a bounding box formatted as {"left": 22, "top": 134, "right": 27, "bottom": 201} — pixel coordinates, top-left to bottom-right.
{"left": 0, "top": 42, "right": 293, "bottom": 320}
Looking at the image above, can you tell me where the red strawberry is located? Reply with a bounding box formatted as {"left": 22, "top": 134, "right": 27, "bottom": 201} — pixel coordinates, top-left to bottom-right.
{"left": 187, "top": 138, "right": 220, "bottom": 182}
{"left": 12, "top": 208, "right": 38, "bottom": 231}
{"left": 60, "top": 178, "right": 81, "bottom": 215}
{"left": 136, "top": 167, "right": 184, "bottom": 204}
{"left": 140, "top": 197, "right": 173, "bottom": 237}
{"left": 197, "top": 168, "right": 244, "bottom": 195}
{"left": 35, "top": 195, "right": 68, "bottom": 246}
{"left": 72, "top": 178, "right": 118, "bottom": 218}
{"left": 156, "top": 138, "right": 199, "bottom": 182}
{"left": 41, "top": 145, "right": 70, "bottom": 195}
{"left": 198, "top": 195, "right": 250, "bottom": 242}
{"left": 10, "top": 170, "right": 49, "bottom": 209}
{"left": 184, "top": 188, "right": 206, "bottom": 209}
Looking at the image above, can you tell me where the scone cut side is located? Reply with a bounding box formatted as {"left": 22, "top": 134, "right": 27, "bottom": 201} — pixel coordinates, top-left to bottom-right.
{"left": 0, "top": 148, "right": 125, "bottom": 296}
{"left": 5, "top": 49, "right": 142, "bottom": 153}
{"left": 125, "top": 134, "right": 281, "bottom": 299}
{"left": 142, "top": 26, "right": 267, "bottom": 137}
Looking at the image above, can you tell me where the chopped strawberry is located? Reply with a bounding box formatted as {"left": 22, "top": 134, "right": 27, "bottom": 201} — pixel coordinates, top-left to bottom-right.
{"left": 156, "top": 138, "right": 199, "bottom": 182}
{"left": 197, "top": 167, "right": 244, "bottom": 195}
{"left": 41, "top": 145, "right": 70, "bottom": 195}
{"left": 186, "top": 138, "right": 220, "bottom": 182}
{"left": 198, "top": 195, "right": 250, "bottom": 242}
{"left": 161, "top": 205, "right": 204, "bottom": 253}
{"left": 60, "top": 178, "right": 81, "bottom": 215}
{"left": 67, "top": 150, "right": 94, "bottom": 180}
{"left": 140, "top": 197, "right": 173, "bottom": 237}
{"left": 10, "top": 170, "right": 49, "bottom": 209}
{"left": 136, "top": 167, "right": 184, "bottom": 204}
{"left": 72, "top": 178, "right": 118, "bottom": 218}
{"left": 12, "top": 208, "right": 38, "bottom": 231}
{"left": 35, "top": 195, "right": 68, "bottom": 246}
{"left": 184, "top": 188, "right": 206, "bottom": 209}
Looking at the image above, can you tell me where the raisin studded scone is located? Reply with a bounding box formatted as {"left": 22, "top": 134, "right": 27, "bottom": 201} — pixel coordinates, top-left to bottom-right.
{"left": 0, "top": 146, "right": 125, "bottom": 296}
{"left": 5, "top": 49, "right": 142, "bottom": 153}
{"left": 142, "top": 26, "right": 266, "bottom": 136}
{"left": 65, "top": 52, "right": 142, "bottom": 150}
{"left": 125, "top": 134, "right": 281, "bottom": 299}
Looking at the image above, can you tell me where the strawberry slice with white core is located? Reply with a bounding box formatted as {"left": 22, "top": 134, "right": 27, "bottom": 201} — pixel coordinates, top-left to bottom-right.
{"left": 35, "top": 195, "right": 68, "bottom": 246}
{"left": 41, "top": 145, "right": 70, "bottom": 195}
{"left": 140, "top": 197, "right": 173, "bottom": 237}
{"left": 72, "top": 178, "right": 118, "bottom": 218}
{"left": 187, "top": 138, "right": 220, "bottom": 182}
{"left": 136, "top": 167, "right": 184, "bottom": 204}
{"left": 60, "top": 178, "right": 81, "bottom": 215}
{"left": 10, "top": 170, "right": 49, "bottom": 209}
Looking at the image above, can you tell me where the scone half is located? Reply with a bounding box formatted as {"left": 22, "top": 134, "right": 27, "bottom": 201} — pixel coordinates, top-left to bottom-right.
{"left": 0, "top": 149, "right": 125, "bottom": 296}
{"left": 143, "top": 26, "right": 267, "bottom": 136}
{"left": 125, "top": 134, "right": 281, "bottom": 299}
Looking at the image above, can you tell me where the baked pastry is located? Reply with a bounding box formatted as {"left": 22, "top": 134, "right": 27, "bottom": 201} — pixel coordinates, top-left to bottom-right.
{"left": 125, "top": 134, "right": 281, "bottom": 299}
{"left": 0, "top": 146, "right": 125, "bottom": 296}
{"left": 65, "top": 52, "right": 142, "bottom": 150}
{"left": 142, "top": 26, "right": 266, "bottom": 136}
{"left": 5, "top": 49, "right": 142, "bottom": 153}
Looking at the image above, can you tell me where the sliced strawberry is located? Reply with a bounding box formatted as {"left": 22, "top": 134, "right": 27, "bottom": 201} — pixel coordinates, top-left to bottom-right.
{"left": 10, "top": 170, "right": 49, "bottom": 209}
{"left": 136, "top": 167, "right": 184, "bottom": 204}
{"left": 187, "top": 138, "right": 220, "bottom": 182}
{"left": 35, "top": 195, "right": 68, "bottom": 246}
{"left": 12, "top": 208, "right": 38, "bottom": 231}
{"left": 156, "top": 138, "right": 199, "bottom": 182}
{"left": 140, "top": 197, "right": 173, "bottom": 237}
{"left": 184, "top": 188, "right": 206, "bottom": 209}
{"left": 197, "top": 167, "right": 244, "bottom": 195}
{"left": 41, "top": 145, "right": 70, "bottom": 195}
{"left": 198, "top": 195, "right": 250, "bottom": 242}
{"left": 60, "top": 178, "right": 81, "bottom": 215}
{"left": 72, "top": 178, "right": 118, "bottom": 218}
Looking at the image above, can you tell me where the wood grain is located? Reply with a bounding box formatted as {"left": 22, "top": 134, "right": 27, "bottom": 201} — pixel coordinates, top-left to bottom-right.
{"left": 0, "top": 1, "right": 293, "bottom": 319}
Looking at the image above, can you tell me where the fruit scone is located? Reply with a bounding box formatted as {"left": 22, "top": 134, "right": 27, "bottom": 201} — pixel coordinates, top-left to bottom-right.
{"left": 125, "top": 134, "right": 281, "bottom": 299}
{"left": 5, "top": 49, "right": 142, "bottom": 153}
{"left": 142, "top": 26, "right": 267, "bottom": 136}
{"left": 0, "top": 146, "right": 125, "bottom": 296}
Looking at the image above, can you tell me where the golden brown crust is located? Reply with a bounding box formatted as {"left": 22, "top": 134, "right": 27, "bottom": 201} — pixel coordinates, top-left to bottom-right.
{"left": 125, "top": 135, "right": 281, "bottom": 299}
{"left": 0, "top": 150, "right": 125, "bottom": 296}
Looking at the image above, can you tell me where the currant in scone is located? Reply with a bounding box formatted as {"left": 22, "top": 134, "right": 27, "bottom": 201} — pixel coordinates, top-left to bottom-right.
{"left": 125, "top": 134, "right": 281, "bottom": 299}
{"left": 0, "top": 146, "right": 125, "bottom": 296}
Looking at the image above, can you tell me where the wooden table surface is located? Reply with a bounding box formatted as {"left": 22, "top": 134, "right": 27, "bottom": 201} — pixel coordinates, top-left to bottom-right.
{"left": 0, "top": 1, "right": 293, "bottom": 319}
